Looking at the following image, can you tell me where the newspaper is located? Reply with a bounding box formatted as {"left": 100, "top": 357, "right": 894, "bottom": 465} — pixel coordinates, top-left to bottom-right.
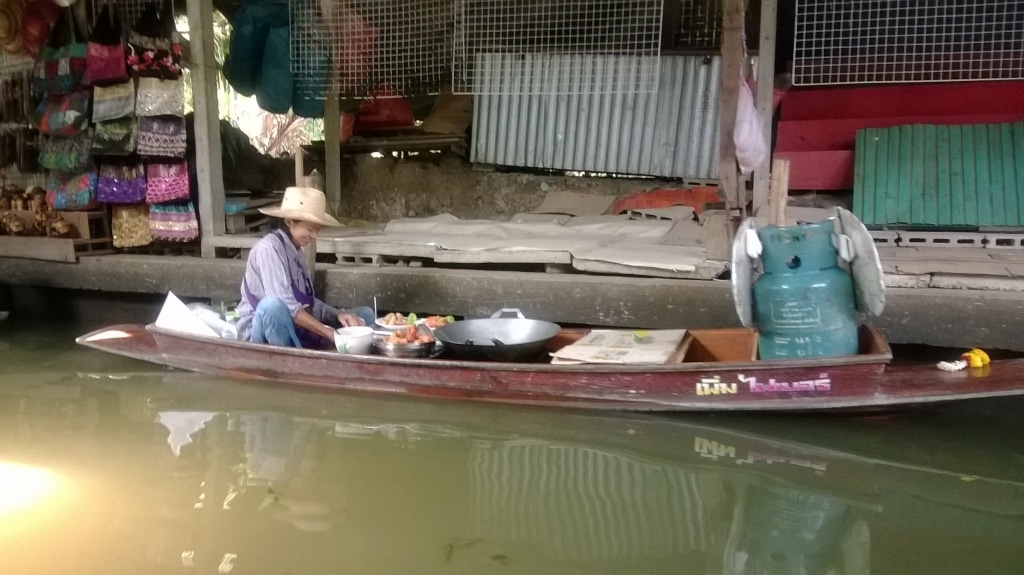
{"left": 550, "top": 329, "right": 687, "bottom": 364}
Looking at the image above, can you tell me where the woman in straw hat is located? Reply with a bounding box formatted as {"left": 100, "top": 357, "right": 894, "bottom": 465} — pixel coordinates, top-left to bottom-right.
{"left": 235, "top": 187, "right": 374, "bottom": 348}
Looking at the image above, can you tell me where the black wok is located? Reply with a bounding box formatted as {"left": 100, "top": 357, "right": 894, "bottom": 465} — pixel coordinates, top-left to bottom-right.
{"left": 434, "top": 314, "right": 562, "bottom": 362}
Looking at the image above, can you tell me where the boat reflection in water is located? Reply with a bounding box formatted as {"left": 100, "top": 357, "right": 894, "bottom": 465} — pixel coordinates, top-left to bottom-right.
{"left": 2, "top": 371, "right": 1023, "bottom": 573}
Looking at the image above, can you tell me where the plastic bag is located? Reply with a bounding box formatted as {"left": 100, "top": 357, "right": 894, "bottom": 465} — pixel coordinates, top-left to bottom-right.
{"left": 734, "top": 76, "right": 767, "bottom": 175}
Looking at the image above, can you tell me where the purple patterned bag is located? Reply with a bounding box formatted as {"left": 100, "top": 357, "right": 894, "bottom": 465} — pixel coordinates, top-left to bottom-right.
{"left": 97, "top": 163, "right": 147, "bottom": 204}
{"left": 137, "top": 115, "right": 186, "bottom": 157}
{"left": 145, "top": 160, "right": 190, "bottom": 203}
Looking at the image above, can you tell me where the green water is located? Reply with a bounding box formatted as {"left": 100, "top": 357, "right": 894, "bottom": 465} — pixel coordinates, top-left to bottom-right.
{"left": 1, "top": 322, "right": 1023, "bottom": 574}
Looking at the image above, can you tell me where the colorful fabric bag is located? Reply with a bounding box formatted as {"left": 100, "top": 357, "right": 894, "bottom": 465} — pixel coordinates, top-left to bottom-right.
{"left": 84, "top": 3, "right": 128, "bottom": 85}
{"left": 39, "top": 132, "right": 93, "bottom": 172}
{"left": 112, "top": 204, "right": 153, "bottom": 247}
{"left": 93, "top": 117, "right": 138, "bottom": 156}
{"left": 145, "top": 160, "right": 190, "bottom": 203}
{"left": 149, "top": 201, "right": 198, "bottom": 241}
{"left": 45, "top": 169, "right": 98, "bottom": 211}
{"left": 126, "top": 1, "right": 182, "bottom": 80}
{"left": 92, "top": 81, "right": 135, "bottom": 122}
{"left": 136, "top": 77, "right": 185, "bottom": 117}
{"left": 97, "top": 162, "right": 147, "bottom": 204}
{"left": 32, "top": 8, "right": 87, "bottom": 93}
{"left": 35, "top": 89, "right": 90, "bottom": 136}
{"left": 137, "top": 116, "right": 186, "bottom": 157}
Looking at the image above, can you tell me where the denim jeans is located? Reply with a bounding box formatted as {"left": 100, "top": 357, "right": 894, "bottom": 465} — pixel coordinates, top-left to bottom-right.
{"left": 249, "top": 298, "right": 377, "bottom": 348}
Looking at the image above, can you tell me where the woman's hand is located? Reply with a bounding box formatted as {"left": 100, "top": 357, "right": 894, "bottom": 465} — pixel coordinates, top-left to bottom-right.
{"left": 337, "top": 311, "right": 365, "bottom": 327}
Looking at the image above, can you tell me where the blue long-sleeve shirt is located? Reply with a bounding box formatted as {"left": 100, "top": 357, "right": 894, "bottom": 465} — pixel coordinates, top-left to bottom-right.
{"left": 235, "top": 229, "right": 339, "bottom": 341}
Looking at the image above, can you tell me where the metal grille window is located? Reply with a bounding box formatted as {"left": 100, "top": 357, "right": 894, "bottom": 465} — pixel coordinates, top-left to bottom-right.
{"left": 453, "top": 0, "right": 663, "bottom": 95}
{"left": 794, "top": 0, "right": 1024, "bottom": 85}
{"left": 291, "top": 0, "right": 450, "bottom": 99}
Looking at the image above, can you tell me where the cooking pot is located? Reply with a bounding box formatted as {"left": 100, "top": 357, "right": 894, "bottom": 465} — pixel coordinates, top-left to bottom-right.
{"left": 434, "top": 309, "right": 561, "bottom": 362}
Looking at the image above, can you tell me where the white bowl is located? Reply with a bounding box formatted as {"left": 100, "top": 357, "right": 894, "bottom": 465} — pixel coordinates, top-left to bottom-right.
{"left": 334, "top": 326, "right": 374, "bottom": 354}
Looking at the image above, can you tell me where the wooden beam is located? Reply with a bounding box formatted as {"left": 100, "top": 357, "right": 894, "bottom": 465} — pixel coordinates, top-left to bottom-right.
{"left": 324, "top": 93, "right": 342, "bottom": 215}
{"left": 768, "top": 158, "right": 789, "bottom": 225}
{"left": 188, "top": 0, "right": 225, "bottom": 257}
{"left": 752, "top": 0, "right": 778, "bottom": 216}
{"left": 719, "top": 0, "right": 745, "bottom": 212}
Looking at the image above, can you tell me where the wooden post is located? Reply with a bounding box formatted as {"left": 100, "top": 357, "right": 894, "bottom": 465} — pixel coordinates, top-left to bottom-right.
{"left": 188, "top": 0, "right": 226, "bottom": 258}
{"left": 324, "top": 95, "right": 342, "bottom": 214}
{"left": 768, "top": 158, "right": 790, "bottom": 226}
{"left": 752, "top": 0, "right": 779, "bottom": 216}
{"left": 719, "top": 0, "right": 745, "bottom": 212}
{"left": 719, "top": 0, "right": 747, "bottom": 251}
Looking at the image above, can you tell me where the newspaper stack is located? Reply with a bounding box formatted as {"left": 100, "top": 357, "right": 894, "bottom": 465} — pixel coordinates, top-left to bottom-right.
{"left": 550, "top": 329, "right": 687, "bottom": 365}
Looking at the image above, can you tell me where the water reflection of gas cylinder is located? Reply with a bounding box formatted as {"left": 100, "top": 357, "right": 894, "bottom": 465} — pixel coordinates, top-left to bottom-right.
{"left": 754, "top": 219, "right": 858, "bottom": 359}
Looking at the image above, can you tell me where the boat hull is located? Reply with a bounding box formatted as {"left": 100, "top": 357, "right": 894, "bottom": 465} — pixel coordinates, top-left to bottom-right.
{"left": 76, "top": 324, "right": 1024, "bottom": 412}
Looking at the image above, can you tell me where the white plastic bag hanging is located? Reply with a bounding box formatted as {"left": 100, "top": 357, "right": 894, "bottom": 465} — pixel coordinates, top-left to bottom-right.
{"left": 734, "top": 76, "right": 767, "bottom": 175}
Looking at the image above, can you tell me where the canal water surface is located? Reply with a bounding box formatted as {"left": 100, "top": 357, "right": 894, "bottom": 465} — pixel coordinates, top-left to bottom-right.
{"left": 2, "top": 321, "right": 1023, "bottom": 574}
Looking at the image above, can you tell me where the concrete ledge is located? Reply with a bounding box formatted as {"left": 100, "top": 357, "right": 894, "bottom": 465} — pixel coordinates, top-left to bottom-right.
{"left": 5, "top": 254, "right": 1024, "bottom": 351}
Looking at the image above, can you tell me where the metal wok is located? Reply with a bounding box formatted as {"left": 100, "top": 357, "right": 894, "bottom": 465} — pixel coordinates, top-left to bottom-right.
{"left": 433, "top": 310, "right": 561, "bottom": 362}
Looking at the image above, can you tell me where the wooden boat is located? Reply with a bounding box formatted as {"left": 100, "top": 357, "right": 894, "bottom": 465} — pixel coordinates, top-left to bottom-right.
{"left": 76, "top": 322, "right": 1024, "bottom": 412}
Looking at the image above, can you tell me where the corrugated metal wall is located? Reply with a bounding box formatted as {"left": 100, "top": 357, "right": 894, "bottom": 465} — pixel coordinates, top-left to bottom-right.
{"left": 472, "top": 54, "right": 724, "bottom": 181}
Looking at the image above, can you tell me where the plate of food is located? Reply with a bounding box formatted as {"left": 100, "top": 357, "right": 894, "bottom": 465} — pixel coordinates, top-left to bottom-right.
{"left": 420, "top": 315, "right": 455, "bottom": 330}
{"left": 375, "top": 312, "right": 418, "bottom": 331}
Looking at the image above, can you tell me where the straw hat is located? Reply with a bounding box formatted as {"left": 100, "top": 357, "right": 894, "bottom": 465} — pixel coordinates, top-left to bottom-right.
{"left": 259, "top": 186, "right": 341, "bottom": 227}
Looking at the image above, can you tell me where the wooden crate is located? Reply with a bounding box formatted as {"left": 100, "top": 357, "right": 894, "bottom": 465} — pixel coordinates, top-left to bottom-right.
{"left": 0, "top": 209, "right": 113, "bottom": 263}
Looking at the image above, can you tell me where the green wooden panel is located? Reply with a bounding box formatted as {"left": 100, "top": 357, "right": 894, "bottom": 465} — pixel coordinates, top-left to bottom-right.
{"left": 884, "top": 127, "right": 901, "bottom": 226}
{"left": 897, "top": 125, "right": 914, "bottom": 224}
{"left": 862, "top": 128, "right": 878, "bottom": 225}
{"left": 910, "top": 125, "right": 926, "bottom": 224}
{"left": 923, "top": 124, "right": 938, "bottom": 225}
{"left": 948, "top": 125, "right": 965, "bottom": 226}
{"left": 873, "top": 127, "right": 888, "bottom": 224}
{"left": 853, "top": 129, "right": 867, "bottom": 222}
{"left": 989, "top": 124, "right": 1006, "bottom": 227}
{"left": 975, "top": 124, "right": 993, "bottom": 227}
{"left": 962, "top": 126, "right": 978, "bottom": 226}
{"left": 1001, "top": 123, "right": 1019, "bottom": 227}
{"left": 853, "top": 121, "right": 1024, "bottom": 229}
{"left": 936, "top": 126, "right": 951, "bottom": 226}
{"left": 1015, "top": 122, "right": 1024, "bottom": 228}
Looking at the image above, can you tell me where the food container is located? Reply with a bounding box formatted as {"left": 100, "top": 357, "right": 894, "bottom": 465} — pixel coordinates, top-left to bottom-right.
{"left": 334, "top": 326, "right": 374, "bottom": 354}
{"left": 372, "top": 338, "right": 435, "bottom": 358}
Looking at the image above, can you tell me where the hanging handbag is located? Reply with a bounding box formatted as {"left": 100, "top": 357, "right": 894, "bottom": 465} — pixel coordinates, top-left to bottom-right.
{"left": 223, "top": 0, "right": 287, "bottom": 97}
{"left": 145, "top": 160, "right": 190, "bottom": 203}
{"left": 45, "top": 169, "right": 99, "bottom": 211}
{"left": 137, "top": 115, "right": 186, "bottom": 157}
{"left": 93, "top": 117, "right": 138, "bottom": 156}
{"left": 35, "top": 89, "right": 90, "bottom": 136}
{"left": 84, "top": 2, "right": 128, "bottom": 85}
{"left": 39, "top": 132, "right": 93, "bottom": 172}
{"left": 92, "top": 80, "right": 135, "bottom": 122}
{"left": 149, "top": 201, "right": 199, "bottom": 241}
{"left": 32, "top": 7, "right": 87, "bottom": 93}
{"left": 97, "top": 162, "right": 147, "bottom": 203}
{"left": 127, "top": 1, "right": 182, "bottom": 80}
{"left": 136, "top": 77, "right": 185, "bottom": 117}
{"left": 255, "top": 22, "right": 294, "bottom": 114}
{"left": 112, "top": 203, "right": 153, "bottom": 247}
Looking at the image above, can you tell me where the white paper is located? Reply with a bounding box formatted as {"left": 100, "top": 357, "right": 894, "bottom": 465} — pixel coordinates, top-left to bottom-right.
{"left": 159, "top": 411, "right": 217, "bottom": 457}
{"left": 155, "top": 291, "right": 220, "bottom": 338}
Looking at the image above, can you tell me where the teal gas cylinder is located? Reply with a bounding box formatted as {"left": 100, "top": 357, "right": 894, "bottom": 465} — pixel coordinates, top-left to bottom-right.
{"left": 753, "top": 219, "right": 858, "bottom": 359}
